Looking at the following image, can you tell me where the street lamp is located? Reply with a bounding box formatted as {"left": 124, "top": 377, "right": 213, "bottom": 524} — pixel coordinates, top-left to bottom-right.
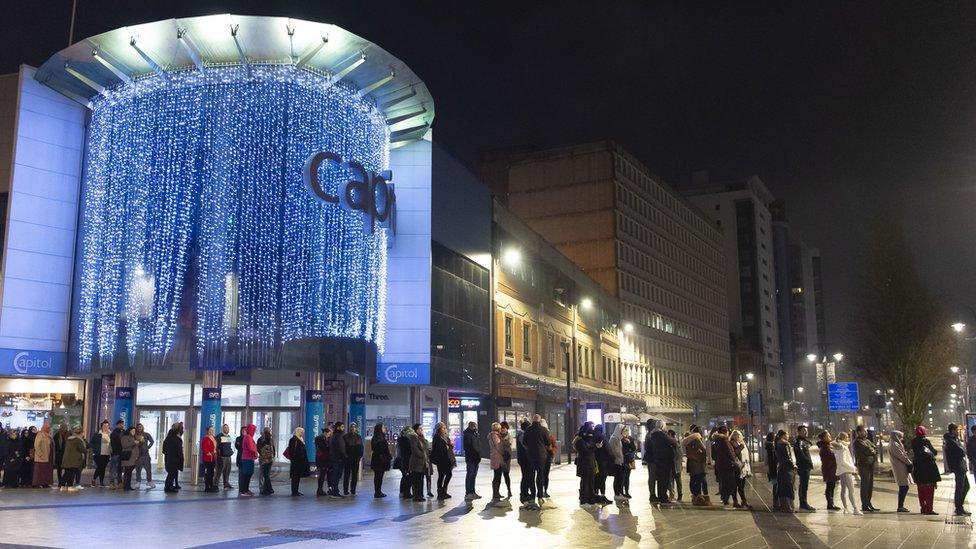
{"left": 739, "top": 372, "right": 755, "bottom": 458}
{"left": 953, "top": 322, "right": 967, "bottom": 333}
{"left": 623, "top": 322, "right": 634, "bottom": 334}
{"left": 502, "top": 248, "right": 522, "bottom": 268}
{"left": 580, "top": 297, "right": 593, "bottom": 310}
{"left": 833, "top": 353, "right": 844, "bottom": 362}
{"left": 807, "top": 354, "right": 818, "bottom": 362}
{"left": 951, "top": 366, "right": 961, "bottom": 374}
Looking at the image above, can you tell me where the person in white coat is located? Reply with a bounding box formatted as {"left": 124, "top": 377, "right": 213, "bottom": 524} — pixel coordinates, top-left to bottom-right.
{"left": 888, "top": 430, "right": 913, "bottom": 513}
{"left": 608, "top": 424, "right": 626, "bottom": 501}
{"left": 831, "top": 432, "right": 861, "bottom": 514}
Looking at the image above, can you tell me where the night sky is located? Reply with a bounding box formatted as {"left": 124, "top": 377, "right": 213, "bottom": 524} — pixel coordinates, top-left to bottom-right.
{"left": 4, "top": 1, "right": 976, "bottom": 355}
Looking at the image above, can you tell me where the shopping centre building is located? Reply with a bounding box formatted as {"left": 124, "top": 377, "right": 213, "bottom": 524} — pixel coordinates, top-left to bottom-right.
{"left": 0, "top": 14, "right": 455, "bottom": 465}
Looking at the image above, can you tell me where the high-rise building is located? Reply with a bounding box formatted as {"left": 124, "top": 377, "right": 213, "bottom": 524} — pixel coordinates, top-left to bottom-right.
{"left": 682, "top": 176, "right": 783, "bottom": 418}
{"left": 484, "top": 141, "right": 733, "bottom": 422}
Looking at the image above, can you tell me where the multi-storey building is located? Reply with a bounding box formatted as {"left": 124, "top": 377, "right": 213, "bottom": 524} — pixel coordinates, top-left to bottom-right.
{"left": 683, "top": 176, "right": 784, "bottom": 424}
{"left": 484, "top": 141, "right": 733, "bottom": 423}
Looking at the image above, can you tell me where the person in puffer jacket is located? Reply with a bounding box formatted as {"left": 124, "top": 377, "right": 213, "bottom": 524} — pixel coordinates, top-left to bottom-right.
{"left": 831, "top": 432, "right": 860, "bottom": 514}
{"left": 682, "top": 425, "right": 709, "bottom": 506}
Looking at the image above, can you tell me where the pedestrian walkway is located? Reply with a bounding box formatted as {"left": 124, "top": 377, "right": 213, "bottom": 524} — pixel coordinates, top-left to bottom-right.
{"left": 0, "top": 462, "right": 973, "bottom": 548}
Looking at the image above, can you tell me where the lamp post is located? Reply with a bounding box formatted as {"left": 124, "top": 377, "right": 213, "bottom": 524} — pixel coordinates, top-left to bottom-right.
{"left": 739, "top": 371, "right": 754, "bottom": 458}
{"left": 561, "top": 297, "right": 590, "bottom": 466}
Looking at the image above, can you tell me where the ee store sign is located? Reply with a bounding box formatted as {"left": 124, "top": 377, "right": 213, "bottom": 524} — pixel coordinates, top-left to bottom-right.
{"left": 378, "top": 363, "right": 430, "bottom": 385}
{"left": 0, "top": 349, "right": 67, "bottom": 377}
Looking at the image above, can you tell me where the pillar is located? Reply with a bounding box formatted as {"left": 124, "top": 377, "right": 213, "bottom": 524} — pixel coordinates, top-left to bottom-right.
{"left": 305, "top": 372, "right": 325, "bottom": 463}
{"left": 112, "top": 372, "right": 134, "bottom": 428}
{"left": 350, "top": 376, "right": 366, "bottom": 436}
{"left": 200, "top": 370, "right": 222, "bottom": 433}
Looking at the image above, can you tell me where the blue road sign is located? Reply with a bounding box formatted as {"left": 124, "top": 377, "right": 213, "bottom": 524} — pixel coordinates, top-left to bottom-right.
{"left": 828, "top": 382, "right": 860, "bottom": 412}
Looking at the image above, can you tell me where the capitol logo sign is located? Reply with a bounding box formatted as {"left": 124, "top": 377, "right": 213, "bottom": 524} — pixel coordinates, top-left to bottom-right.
{"left": 303, "top": 151, "right": 396, "bottom": 241}
{"left": 13, "top": 352, "right": 52, "bottom": 375}
{"left": 379, "top": 363, "right": 430, "bottom": 385}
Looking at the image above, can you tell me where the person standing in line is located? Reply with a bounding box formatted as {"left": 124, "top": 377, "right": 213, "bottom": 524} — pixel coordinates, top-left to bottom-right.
{"left": 944, "top": 423, "right": 971, "bottom": 516}
{"left": 133, "top": 424, "right": 154, "bottom": 489}
{"left": 888, "top": 430, "right": 913, "bottom": 513}
{"left": 257, "top": 427, "right": 275, "bottom": 496}
{"left": 642, "top": 419, "right": 657, "bottom": 502}
{"left": 238, "top": 424, "right": 258, "bottom": 497}
{"left": 710, "top": 425, "right": 736, "bottom": 509}
{"left": 61, "top": 426, "right": 86, "bottom": 492}
{"left": 431, "top": 422, "right": 456, "bottom": 500}
{"left": 162, "top": 422, "right": 184, "bottom": 493}
{"left": 498, "top": 422, "right": 514, "bottom": 498}
{"left": 408, "top": 423, "right": 429, "bottom": 502}
{"left": 774, "top": 430, "right": 796, "bottom": 513}
{"left": 343, "top": 422, "right": 364, "bottom": 496}
{"left": 3, "top": 430, "right": 22, "bottom": 488}
{"left": 89, "top": 420, "right": 111, "bottom": 488}
{"left": 651, "top": 420, "right": 677, "bottom": 505}
{"left": 234, "top": 427, "right": 246, "bottom": 472}
{"left": 592, "top": 424, "right": 613, "bottom": 505}
{"left": 216, "top": 424, "right": 234, "bottom": 490}
{"left": 421, "top": 425, "right": 434, "bottom": 498}
{"left": 620, "top": 427, "right": 637, "bottom": 499}
{"left": 397, "top": 425, "right": 414, "bottom": 499}
{"left": 608, "top": 423, "right": 626, "bottom": 502}
{"left": 286, "top": 427, "right": 310, "bottom": 497}
{"left": 53, "top": 423, "right": 68, "bottom": 489}
{"left": 461, "top": 421, "right": 482, "bottom": 500}
{"left": 668, "top": 430, "right": 684, "bottom": 502}
{"left": 574, "top": 422, "right": 599, "bottom": 506}
{"left": 911, "top": 425, "right": 941, "bottom": 515}
{"left": 31, "top": 424, "right": 54, "bottom": 488}
{"left": 314, "top": 427, "right": 332, "bottom": 497}
{"left": 816, "top": 431, "right": 839, "bottom": 510}
{"left": 852, "top": 425, "right": 878, "bottom": 512}
{"left": 683, "top": 425, "right": 709, "bottom": 506}
{"left": 730, "top": 429, "right": 750, "bottom": 508}
{"left": 764, "top": 432, "right": 779, "bottom": 510}
{"left": 516, "top": 420, "right": 531, "bottom": 503}
{"left": 329, "top": 422, "right": 347, "bottom": 498}
{"left": 793, "top": 425, "right": 815, "bottom": 511}
{"left": 120, "top": 426, "right": 139, "bottom": 491}
{"left": 831, "top": 432, "right": 860, "bottom": 514}
{"left": 967, "top": 425, "right": 976, "bottom": 492}
{"left": 488, "top": 422, "right": 505, "bottom": 501}
{"left": 20, "top": 427, "right": 36, "bottom": 488}
{"left": 201, "top": 426, "right": 219, "bottom": 492}
{"left": 370, "top": 423, "right": 392, "bottom": 498}
{"left": 109, "top": 420, "right": 124, "bottom": 489}
{"left": 523, "top": 415, "right": 550, "bottom": 506}
{"left": 542, "top": 419, "right": 557, "bottom": 498}
{"left": 0, "top": 425, "right": 7, "bottom": 485}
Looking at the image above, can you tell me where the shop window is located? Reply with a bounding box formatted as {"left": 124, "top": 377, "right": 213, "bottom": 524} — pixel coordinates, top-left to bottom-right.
{"left": 192, "top": 384, "right": 247, "bottom": 407}
{"left": 248, "top": 385, "right": 301, "bottom": 408}
{"left": 504, "top": 317, "right": 513, "bottom": 356}
{"left": 136, "top": 383, "right": 192, "bottom": 406}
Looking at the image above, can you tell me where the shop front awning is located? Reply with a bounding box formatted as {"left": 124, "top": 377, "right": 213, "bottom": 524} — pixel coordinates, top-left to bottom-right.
{"left": 496, "top": 364, "right": 647, "bottom": 412}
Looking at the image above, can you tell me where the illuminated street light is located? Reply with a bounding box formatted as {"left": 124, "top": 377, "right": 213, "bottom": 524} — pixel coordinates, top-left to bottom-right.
{"left": 623, "top": 322, "right": 634, "bottom": 334}
{"left": 580, "top": 297, "right": 593, "bottom": 310}
{"left": 745, "top": 372, "right": 755, "bottom": 380}
{"left": 952, "top": 322, "right": 967, "bottom": 333}
{"left": 875, "top": 389, "right": 881, "bottom": 395}
{"left": 807, "top": 353, "right": 818, "bottom": 362}
{"left": 833, "top": 353, "right": 844, "bottom": 362}
{"left": 888, "top": 389, "right": 895, "bottom": 394}
{"left": 951, "top": 366, "right": 961, "bottom": 374}
{"left": 797, "top": 387, "right": 804, "bottom": 393}
{"left": 952, "top": 384, "right": 958, "bottom": 390}
{"left": 502, "top": 248, "right": 522, "bottom": 267}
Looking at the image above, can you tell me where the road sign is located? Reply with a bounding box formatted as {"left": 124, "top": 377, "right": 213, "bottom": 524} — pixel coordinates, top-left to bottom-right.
{"left": 828, "top": 382, "right": 860, "bottom": 412}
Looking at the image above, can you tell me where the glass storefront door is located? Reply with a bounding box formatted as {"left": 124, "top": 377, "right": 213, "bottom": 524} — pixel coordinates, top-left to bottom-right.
{"left": 138, "top": 409, "right": 186, "bottom": 469}
{"left": 252, "top": 409, "right": 298, "bottom": 463}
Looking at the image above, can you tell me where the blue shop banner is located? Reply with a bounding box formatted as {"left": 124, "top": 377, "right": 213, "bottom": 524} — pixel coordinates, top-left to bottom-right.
{"left": 350, "top": 393, "right": 365, "bottom": 433}
{"left": 377, "top": 363, "right": 430, "bottom": 385}
{"left": 0, "top": 348, "right": 67, "bottom": 377}
{"left": 304, "top": 390, "right": 324, "bottom": 462}
{"left": 200, "top": 387, "right": 222, "bottom": 432}
{"left": 113, "top": 387, "right": 134, "bottom": 428}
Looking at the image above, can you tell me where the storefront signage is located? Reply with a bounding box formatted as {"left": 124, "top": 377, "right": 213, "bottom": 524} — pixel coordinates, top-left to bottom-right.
{"left": 200, "top": 387, "right": 221, "bottom": 432}
{"left": 0, "top": 348, "right": 67, "bottom": 377}
{"left": 304, "top": 390, "right": 324, "bottom": 462}
{"left": 350, "top": 393, "right": 366, "bottom": 435}
{"left": 449, "top": 398, "right": 482, "bottom": 410}
{"left": 377, "top": 362, "right": 430, "bottom": 385}
{"left": 114, "top": 387, "right": 134, "bottom": 427}
{"left": 304, "top": 151, "right": 396, "bottom": 237}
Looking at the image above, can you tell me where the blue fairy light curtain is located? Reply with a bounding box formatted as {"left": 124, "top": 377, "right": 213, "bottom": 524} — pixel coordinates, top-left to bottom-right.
{"left": 76, "top": 66, "right": 389, "bottom": 370}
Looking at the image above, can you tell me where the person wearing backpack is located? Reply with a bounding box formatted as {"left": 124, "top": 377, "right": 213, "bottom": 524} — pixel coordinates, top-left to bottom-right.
{"left": 257, "top": 427, "right": 275, "bottom": 495}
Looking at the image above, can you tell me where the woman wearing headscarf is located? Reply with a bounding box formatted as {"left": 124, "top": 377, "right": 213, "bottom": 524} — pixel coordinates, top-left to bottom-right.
{"left": 370, "top": 423, "right": 392, "bottom": 498}
{"left": 287, "top": 427, "right": 310, "bottom": 497}
{"left": 574, "top": 422, "right": 598, "bottom": 506}
{"left": 21, "top": 427, "right": 36, "bottom": 487}
{"left": 774, "top": 430, "right": 796, "bottom": 512}
{"left": 888, "top": 430, "right": 913, "bottom": 513}
{"left": 31, "top": 424, "right": 54, "bottom": 488}
{"left": 911, "top": 425, "right": 941, "bottom": 515}
{"left": 314, "top": 427, "right": 332, "bottom": 496}
{"left": 3, "top": 429, "right": 23, "bottom": 487}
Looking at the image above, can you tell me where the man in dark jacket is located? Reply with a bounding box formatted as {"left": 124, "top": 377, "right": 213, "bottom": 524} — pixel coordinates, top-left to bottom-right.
{"left": 216, "top": 423, "right": 234, "bottom": 490}
{"left": 462, "top": 422, "right": 481, "bottom": 500}
{"left": 968, "top": 425, "right": 976, "bottom": 492}
{"left": 162, "top": 422, "right": 184, "bottom": 493}
{"left": 945, "top": 423, "right": 970, "bottom": 516}
{"left": 523, "top": 414, "right": 551, "bottom": 505}
{"left": 642, "top": 419, "right": 657, "bottom": 502}
{"left": 110, "top": 419, "right": 124, "bottom": 488}
{"left": 516, "top": 420, "right": 533, "bottom": 503}
{"left": 853, "top": 425, "right": 878, "bottom": 511}
{"left": 397, "top": 426, "right": 413, "bottom": 499}
{"left": 650, "top": 419, "right": 677, "bottom": 504}
{"left": 343, "top": 422, "right": 364, "bottom": 496}
{"left": 329, "top": 422, "right": 347, "bottom": 498}
{"left": 794, "top": 425, "right": 815, "bottom": 511}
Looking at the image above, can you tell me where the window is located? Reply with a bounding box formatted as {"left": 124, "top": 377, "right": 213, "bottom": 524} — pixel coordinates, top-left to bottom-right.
{"left": 136, "top": 383, "right": 191, "bottom": 406}
{"left": 248, "top": 385, "right": 301, "bottom": 408}
{"left": 522, "top": 324, "right": 531, "bottom": 359}
{"left": 578, "top": 344, "right": 583, "bottom": 374}
{"left": 547, "top": 333, "right": 555, "bottom": 367}
{"left": 193, "top": 384, "right": 247, "bottom": 407}
{"left": 504, "top": 317, "right": 513, "bottom": 355}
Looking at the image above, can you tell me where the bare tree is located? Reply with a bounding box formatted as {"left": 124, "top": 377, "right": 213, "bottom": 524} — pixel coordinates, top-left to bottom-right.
{"left": 855, "top": 212, "right": 957, "bottom": 430}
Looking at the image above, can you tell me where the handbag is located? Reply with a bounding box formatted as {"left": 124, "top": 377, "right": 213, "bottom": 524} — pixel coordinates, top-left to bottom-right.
{"left": 283, "top": 445, "right": 292, "bottom": 460}
{"left": 628, "top": 461, "right": 636, "bottom": 470}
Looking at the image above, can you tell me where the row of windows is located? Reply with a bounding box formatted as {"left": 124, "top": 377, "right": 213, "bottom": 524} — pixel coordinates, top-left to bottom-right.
{"left": 617, "top": 211, "right": 726, "bottom": 287}
{"left": 622, "top": 302, "right": 728, "bottom": 353}
{"left": 619, "top": 271, "right": 727, "bottom": 332}
{"left": 613, "top": 154, "right": 720, "bottom": 243}
{"left": 615, "top": 182, "right": 724, "bottom": 267}
{"left": 503, "top": 314, "right": 620, "bottom": 386}
{"left": 623, "top": 331, "right": 729, "bottom": 375}
{"left": 617, "top": 241, "right": 727, "bottom": 312}
{"left": 621, "top": 363, "right": 731, "bottom": 398}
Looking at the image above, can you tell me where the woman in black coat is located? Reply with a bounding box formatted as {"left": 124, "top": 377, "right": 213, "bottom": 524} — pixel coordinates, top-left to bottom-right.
{"left": 162, "top": 423, "right": 184, "bottom": 493}
{"left": 287, "top": 428, "right": 310, "bottom": 497}
{"left": 21, "top": 427, "right": 36, "bottom": 487}
{"left": 370, "top": 423, "right": 392, "bottom": 498}
{"left": 3, "top": 430, "right": 23, "bottom": 487}
{"left": 765, "top": 432, "right": 779, "bottom": 509}
{"left": 912, "top": 425, "right": 941, "bottom": 515}
{"left": 430, "top": 422, "right": 457, "bottom": 500}
{"left": 774, "top": 430, "right": 796, "bottom": 512}
{"left": 574, "top": 422, "right": 598, "bottom": 506}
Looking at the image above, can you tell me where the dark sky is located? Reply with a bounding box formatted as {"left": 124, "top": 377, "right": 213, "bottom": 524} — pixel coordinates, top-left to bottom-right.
{"left": 5, "top": 1, "right": 976, "bottom": 354}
